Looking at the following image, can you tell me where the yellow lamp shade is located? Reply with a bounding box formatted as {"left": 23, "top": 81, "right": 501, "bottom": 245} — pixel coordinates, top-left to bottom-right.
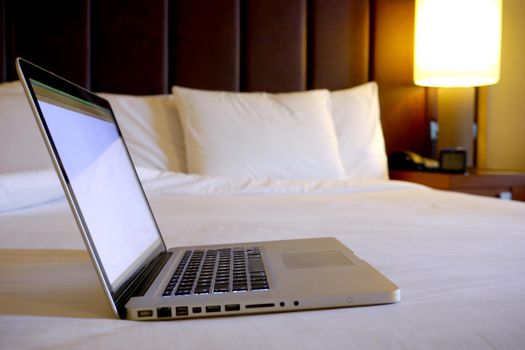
{"left": 414, "top": 0, "right": 502, "bottom": 87}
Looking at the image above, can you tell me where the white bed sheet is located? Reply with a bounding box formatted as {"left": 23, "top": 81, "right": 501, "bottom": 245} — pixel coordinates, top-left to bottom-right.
{"left": 1, "top": 173, "right": 525, "bottom": 349}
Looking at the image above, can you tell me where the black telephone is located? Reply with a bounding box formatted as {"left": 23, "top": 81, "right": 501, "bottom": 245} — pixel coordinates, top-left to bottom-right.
{"left": 388, "top": 151, "right": 440, "bottom": 171}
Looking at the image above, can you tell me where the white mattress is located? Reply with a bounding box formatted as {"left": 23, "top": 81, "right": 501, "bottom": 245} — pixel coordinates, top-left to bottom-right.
{"left": 1, "top": 171, "right": 525, "bottom": 349}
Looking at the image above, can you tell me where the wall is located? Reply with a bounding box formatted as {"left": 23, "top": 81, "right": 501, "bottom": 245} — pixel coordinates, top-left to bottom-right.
{"left": 478, "top": 0, "right": 525, "bottom": 171}
{"left": 372, "top": 0, "right": 428, "bottom": 156}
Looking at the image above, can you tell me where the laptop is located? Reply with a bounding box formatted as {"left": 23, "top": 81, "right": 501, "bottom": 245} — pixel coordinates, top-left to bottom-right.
{"left": 16, "top": 58, "right": 400, "bottom": 320}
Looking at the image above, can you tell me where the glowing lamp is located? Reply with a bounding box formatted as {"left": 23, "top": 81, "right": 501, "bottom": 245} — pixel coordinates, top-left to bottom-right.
{"left": 414, "top": 0, "right": 502, "bottom": 88}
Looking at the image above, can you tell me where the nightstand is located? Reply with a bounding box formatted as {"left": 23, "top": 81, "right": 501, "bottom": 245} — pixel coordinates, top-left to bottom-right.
{"left": 389, "top": 169, "right": 525, "bottom": 201}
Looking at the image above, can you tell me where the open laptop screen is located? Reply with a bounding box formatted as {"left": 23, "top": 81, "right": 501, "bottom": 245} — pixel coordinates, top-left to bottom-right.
{"left": 29, "top": 79, "right": 163, "bottom": 290}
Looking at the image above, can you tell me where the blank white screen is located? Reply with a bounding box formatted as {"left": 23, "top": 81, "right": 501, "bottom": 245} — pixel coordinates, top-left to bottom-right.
{"left": 39, "top": 100, "right": 162, "bottom": 289}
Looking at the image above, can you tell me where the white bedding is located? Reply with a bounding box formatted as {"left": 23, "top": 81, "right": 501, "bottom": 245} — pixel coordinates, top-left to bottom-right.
{"left": 1, "top": 172, "right": 525, "bottom": 349}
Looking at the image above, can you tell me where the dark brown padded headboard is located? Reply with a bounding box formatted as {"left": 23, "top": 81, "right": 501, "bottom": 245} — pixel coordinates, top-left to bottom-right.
{"left": 0, "top": 0, "right": 428, "bottom": 157}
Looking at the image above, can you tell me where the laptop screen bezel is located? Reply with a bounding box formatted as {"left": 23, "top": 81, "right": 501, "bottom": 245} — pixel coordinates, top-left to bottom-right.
{"left": 16, "top": 58, "right": 168, "bottom": 318}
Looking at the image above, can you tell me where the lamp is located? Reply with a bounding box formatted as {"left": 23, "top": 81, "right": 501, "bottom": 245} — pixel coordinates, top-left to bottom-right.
{"left": 413, "top": 0, "right": 502, "bottom": 168}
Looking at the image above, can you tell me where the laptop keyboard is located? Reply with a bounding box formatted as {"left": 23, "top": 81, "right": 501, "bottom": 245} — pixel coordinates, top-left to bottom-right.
{"left": 162, "top": 247, "right": 270, "bottom": 297}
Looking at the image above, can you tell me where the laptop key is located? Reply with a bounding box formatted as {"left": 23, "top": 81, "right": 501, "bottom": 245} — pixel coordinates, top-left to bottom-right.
{"left": 251, "top": 283, "right": 269, "bottom": 291}
{"left": 248, "top": 258, "right": 265, "bottom": 273}
{"left": 194, "top": 287, "right": 210, "bottom": 294}
{"left": 233, "top": 284, "right": 248, "bottom": 291}
{"left": 175, "top": 290, "right": 191, "bottom": 296}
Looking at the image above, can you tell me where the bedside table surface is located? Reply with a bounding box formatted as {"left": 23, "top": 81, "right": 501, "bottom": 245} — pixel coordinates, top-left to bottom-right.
{"left": 389, "top": 169, "right": 525, "bottom": 201}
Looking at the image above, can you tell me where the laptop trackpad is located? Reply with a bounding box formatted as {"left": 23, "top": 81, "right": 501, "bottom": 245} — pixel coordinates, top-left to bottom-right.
{"left": 281, "top": 251, "right": 353, "bottom": 269}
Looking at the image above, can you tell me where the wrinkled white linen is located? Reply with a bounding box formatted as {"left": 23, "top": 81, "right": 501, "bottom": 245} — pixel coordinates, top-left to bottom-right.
{"left": 0, "top": 167, "right": 424, "bottom": 212}
{"left": 0, "top": 168, "right": 63, "bottom": 212}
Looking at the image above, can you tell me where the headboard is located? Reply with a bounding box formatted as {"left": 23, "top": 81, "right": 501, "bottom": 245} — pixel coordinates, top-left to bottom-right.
{"left": 0, "top": 0, "right": 428, "bottom": 157}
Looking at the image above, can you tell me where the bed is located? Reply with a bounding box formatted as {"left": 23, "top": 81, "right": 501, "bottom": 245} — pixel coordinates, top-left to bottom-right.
{"left": 1, "top": 1, "right": 525, "bottom": 349}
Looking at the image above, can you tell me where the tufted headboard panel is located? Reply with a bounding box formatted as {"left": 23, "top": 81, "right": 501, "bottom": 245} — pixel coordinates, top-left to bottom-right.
{"left": 0, "top": 0, "right": 428, "bottom": 156}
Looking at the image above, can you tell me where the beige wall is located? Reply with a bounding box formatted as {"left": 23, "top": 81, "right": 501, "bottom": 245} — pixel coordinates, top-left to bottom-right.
{"left": 478, "top": 0, "right": 525, "bottom": 171}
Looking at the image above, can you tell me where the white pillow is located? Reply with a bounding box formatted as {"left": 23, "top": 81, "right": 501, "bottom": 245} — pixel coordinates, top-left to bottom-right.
{"left": 331, "top": 82, "right": 388, "bottom": 180}
{"left": 98, "top": 93, "right": 186, "bottom": 173}
{"left": 0, "top": 82, "right": 54, "bottom": 173}
{"left": 172, "top": 86, "right": 346, "bottom": 180}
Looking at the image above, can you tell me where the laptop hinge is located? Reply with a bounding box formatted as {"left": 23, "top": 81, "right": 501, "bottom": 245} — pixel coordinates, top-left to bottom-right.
{"left": 114, "top": 252, "right": 172, "bottom": 318}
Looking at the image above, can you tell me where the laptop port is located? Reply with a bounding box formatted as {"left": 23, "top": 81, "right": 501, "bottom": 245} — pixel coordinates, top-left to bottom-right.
{"left": 245, "top": 303, "right": 275, "bottom": 309}
{"left": 225, "top": 304, "right": 240, "bottom": 312}
{"left": 137, "top": 309, "right": 153, "bottom": 318}
{"left": 157, "top": 307, "right": 172, "bottom": 318}
{"left": 192, "top": 306, "right": 202, "bottom": 314}
{"left": 176, "top": 306, "right": 189, "bottom": 316}
{"left": 205, "top": 305, "right": 221, "bottom": 313}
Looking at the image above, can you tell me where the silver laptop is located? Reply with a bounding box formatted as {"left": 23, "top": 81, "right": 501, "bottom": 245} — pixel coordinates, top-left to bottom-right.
{"left": 16, "top": 58, "right": 400, "bottom": 320}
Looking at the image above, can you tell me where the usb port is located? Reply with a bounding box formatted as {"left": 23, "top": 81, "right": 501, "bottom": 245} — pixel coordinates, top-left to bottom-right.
{"left": 137, "top": 309, "right": 153, "bottom": 318}
{"left": 192, "top": 306, "right": 202, "bottom": 314}
{"left": 157, "top": 307, "right": 172, "bottom": 318}
{"left": 225, "top": 304, "right": 240, "bottom": 312}
{"left": 176, "top": 306, "right": 189, "bottom": 316}
{"left": 205, "top": 305, "right": 221, "bottom": 313}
